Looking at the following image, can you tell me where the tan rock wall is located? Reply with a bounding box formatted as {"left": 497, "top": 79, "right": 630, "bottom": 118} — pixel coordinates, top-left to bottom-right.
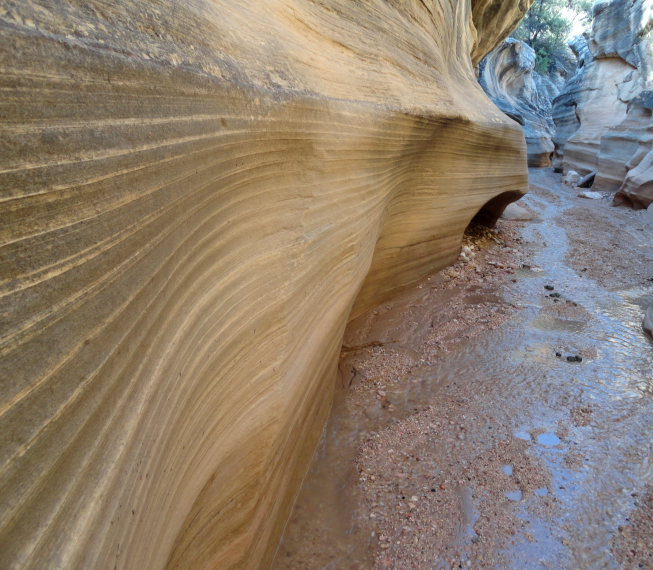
{"left": 0, "top": 1, "right": 528, "bottom": 569}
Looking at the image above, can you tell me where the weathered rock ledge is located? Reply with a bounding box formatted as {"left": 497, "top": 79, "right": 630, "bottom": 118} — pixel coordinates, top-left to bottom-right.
{"left": 0, "top": 1, "right": 529, "bottom": 569}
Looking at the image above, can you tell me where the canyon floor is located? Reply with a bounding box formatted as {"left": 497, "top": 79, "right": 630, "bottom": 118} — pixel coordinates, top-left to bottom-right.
{"left": 272, "top": 169, "right": 653, "bottom": 570}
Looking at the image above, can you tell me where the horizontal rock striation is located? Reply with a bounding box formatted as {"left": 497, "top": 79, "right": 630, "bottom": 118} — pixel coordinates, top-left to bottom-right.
{"left": 0, "top": 1, "right": 529, "bottom": 569}
{"left": 480, "top": 38, "right": 557, "bottom": 167}
{"left": 553, "top": 0, "right": 653, "bottom": 207}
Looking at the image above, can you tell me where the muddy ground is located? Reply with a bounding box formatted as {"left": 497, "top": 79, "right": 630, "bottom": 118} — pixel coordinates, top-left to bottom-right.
{"left": 273, "top": 169, "right": 653, "bottom": 570}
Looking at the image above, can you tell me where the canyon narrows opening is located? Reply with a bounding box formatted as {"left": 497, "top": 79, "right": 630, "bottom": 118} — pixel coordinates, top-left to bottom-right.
{"left": 2, "top": 1, "right": 653, "bottom": 569}
{"left": 274, "top": 169, "right": 653, "bottom": 569}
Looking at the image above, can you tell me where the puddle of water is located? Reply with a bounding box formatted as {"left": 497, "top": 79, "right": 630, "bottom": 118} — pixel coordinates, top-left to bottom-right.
{"left": 531, "top": 314, "right": 586, "bottom": 332}
{"left": 274, "top": 169, "right": 653, "bottom": 569}
{"left": 536, "top": 432, "right": 561, "bottom": 447}
{"left": 505, "top": 490, "right": 523, "bottom": 502}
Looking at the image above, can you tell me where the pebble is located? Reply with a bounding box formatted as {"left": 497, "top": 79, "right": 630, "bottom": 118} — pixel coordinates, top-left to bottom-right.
{"left": 578, "top": 191, "right": 602, "bottom": 200}
{"left": 544, "top": 285, "right": 555, "bottom": 291}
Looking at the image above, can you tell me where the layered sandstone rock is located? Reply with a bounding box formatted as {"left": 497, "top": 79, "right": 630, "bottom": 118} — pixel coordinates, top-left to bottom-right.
{"left": 480, "top": 38, "right": 557, "bottom": 167}
{"left": 552, "top": 0, "right": 653, "bottom": 207}
{"left": 0, "top": 2, "right": 530, "bottom": 569}
{"left": 607, "top": 91, "right": 653, "bottom": 207}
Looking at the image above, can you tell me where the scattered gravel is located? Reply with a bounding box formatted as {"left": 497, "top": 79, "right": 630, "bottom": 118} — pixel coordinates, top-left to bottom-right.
{"left": 613, "top": 488, "right": 653, "bottom": 570}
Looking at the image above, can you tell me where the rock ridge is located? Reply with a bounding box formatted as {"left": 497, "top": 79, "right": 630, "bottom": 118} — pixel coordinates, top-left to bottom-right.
{"left": 0, "top": 1, "right": 530, "bottom": 569}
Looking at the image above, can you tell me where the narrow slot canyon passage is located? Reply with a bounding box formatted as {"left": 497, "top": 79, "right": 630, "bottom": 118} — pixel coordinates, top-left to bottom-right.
{"left": 274, "top": 168, "right": 653, "bottom": 569}
{"left": 4, "top": 2, "right": 653, "bottom": 569}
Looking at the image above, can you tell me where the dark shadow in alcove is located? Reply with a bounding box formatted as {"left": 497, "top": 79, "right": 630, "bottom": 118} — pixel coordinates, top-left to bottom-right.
{"left": 466, "top": 190, "right": 525, "bottom": 229}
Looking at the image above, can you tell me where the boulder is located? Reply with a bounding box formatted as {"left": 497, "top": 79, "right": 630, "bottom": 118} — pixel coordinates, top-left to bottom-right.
{"left": 501, "top": 202, "right": 534, "bottom": 221}
{"left": 0, "top": 1, "right": 531, "bottom": 569}
{"left": 577, "top": 191, "right": 603, "bottom": 200}
{"left": 563, "top": 170, "right": 581, "bottom": 186}
{"left": 480, "top": 39, "right": 557, "bottom": 167}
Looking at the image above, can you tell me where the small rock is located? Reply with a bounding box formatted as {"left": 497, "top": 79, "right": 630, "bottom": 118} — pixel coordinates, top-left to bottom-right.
{"left": 563, "top": 170, "right": 580, "bottom": 186}
{"left": 544, "top": 285, "right": 555, "bottom": 291}
{"left": 578, "top": 191, "right": 602, "bottom": 200}
{"left": 502, "top": 202, "right": 533, "bottom": 221}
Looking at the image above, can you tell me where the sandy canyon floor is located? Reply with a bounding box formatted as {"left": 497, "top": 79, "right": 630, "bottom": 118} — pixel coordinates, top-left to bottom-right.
{"left": 273, "top": 169, "right": 653, "bottom": 570}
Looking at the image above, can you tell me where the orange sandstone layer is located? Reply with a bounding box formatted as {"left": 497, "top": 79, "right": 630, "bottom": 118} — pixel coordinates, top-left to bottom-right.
{"left": 0, "top": 1, "right": 529, "bottom": 569}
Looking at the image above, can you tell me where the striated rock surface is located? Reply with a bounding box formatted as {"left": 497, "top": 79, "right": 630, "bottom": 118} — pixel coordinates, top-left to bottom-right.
{"left": 471, "top": 0, "right": 535, "bottom": 65}
{"left": 611, "top": 91, "right": 653, "bottom": 208}
{"left": 0, "top": 2, "right": 530, "bottom": 569}
{"left": 480, "top": 38, "right": 557, "bottom": 167}
{"left": 553, "top": 0, "right": 653, "bottom": 207}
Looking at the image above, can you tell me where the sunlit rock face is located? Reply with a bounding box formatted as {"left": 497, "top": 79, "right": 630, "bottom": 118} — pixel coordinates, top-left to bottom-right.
{"left": 480, "top": 38, "right": 557, "bottom": 167}
{"left": 553, "top": 0, "right": 653, "bottom": 207}
{"left": 471, "top": 0, "right": 535, "bottom": 65}
{"left": 0, "top": 1, "right": 530, "bottom": 569}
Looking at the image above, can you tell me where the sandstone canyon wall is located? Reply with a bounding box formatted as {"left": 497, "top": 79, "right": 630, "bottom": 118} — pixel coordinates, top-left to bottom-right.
{"left": 480, "top": 38, "right": 558, "bottom": 167}
{"left": 0, "top": 2, "right": 530, "bottom": 569}
{"left": 552, "top": 0, "right": 653, "bottom": 207}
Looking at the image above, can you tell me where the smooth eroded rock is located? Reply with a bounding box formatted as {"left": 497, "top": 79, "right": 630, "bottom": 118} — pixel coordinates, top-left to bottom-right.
{"left": 563, "top": 170, "right": 581, "bottom": 186}
{"left": 0, "top": 1, "right": 530, "bottom": 569}
{"left": 480, "top": 39, "right": 557, "bottom": 167}
{"left": 553, "top": 0, "right": 653, "bottom": 208}
{"left": 578, "top": 191, "right": 603, "bottom": 200}
{"left": 501, "top": 202, "right": 534, "bottom": 220}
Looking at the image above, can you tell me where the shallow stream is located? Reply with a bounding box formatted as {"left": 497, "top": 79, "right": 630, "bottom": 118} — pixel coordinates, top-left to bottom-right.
{"left": 273, "top": 169, "right": 653, "bottom": 569}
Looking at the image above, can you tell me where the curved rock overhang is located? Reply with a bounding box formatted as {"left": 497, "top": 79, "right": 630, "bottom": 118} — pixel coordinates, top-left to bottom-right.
{"left": 0, "top": 1, "right": 529, "bottom": 569}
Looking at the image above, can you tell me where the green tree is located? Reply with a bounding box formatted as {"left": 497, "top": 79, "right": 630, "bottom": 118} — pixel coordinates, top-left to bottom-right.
{"left": 514, "top": 0, "right": 593, "bottom": 74}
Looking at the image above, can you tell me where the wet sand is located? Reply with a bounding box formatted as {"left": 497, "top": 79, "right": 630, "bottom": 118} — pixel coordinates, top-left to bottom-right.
{"left": 273, "top": 169, "right": 653, "bottom": 570}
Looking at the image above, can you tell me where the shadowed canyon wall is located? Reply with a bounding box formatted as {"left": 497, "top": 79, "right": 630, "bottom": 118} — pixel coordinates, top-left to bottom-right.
{"left": 552, "top": 0, "right": 653, "bottom": 207}
{"left": 480, "top": 38, "right": 559, "bottom": 167}
{"left": 0, "top": 1, "right": 530, "bottom": 569}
